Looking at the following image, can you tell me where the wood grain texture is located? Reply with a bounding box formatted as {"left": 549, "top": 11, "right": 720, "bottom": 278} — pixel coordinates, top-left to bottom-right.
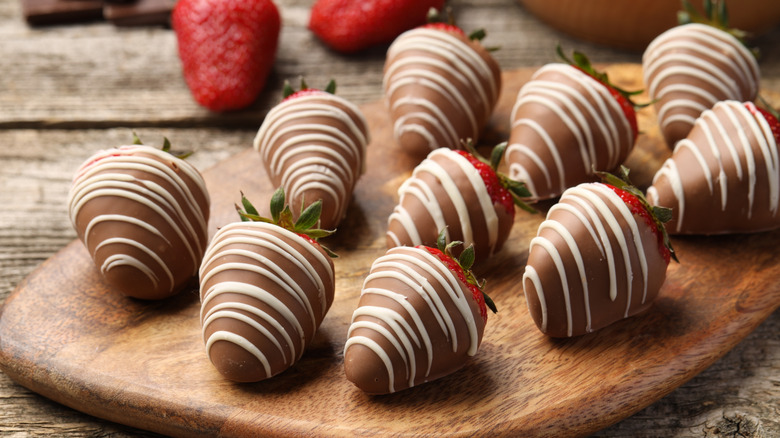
{"left": 1, "top": 66, "right": 779, "bottom": 437}
{"left": 1, "top": 0, "right": 779, "bottom": 436}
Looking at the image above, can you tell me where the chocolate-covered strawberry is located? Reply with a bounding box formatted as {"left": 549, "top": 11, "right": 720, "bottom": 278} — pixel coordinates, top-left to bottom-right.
{"left": 643, "top": 1, "right": 760, "bottom": 147}
{"left": 67, "top": 136, "right": 210, "bottom": 300}
{"left": 383, "top": 13, "right": 501, "bottom": 157}
{"left": 523, "top": 168, "right": 676, "bottom": 338}
{"left": 387, "top": 142, "right": 533, "bottom": 265}
{"left": 344, "top": 232, "right": 495, "bottom": 394}
{"left": 647, "top": 100, "right": 780, "bottom": 235}
{"left": 505, "top": 47, "right": 642, "bottom": 201}
{"left": 199, "top": 188, "right": 336, "bottom": 382}
{"left": 254, "top": 79, "right": 370, "bottom": 230}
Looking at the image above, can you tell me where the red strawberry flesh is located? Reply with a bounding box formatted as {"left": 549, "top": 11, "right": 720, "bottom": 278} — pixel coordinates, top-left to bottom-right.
{"left": 422, "top": 22, "right": 465, "bottom": 36}
{"left": 309, "top": 0, "right": 445, "bottom": 53}
{"left": 283, "top": 88, "right": 325, "bottom": 102}
{"left": 172, "top": 0, "right": 280, "bottom": 112}
{"left": 421, "top": 245, "right": 488, "bottom": 322}
{"left": 745, "top": 102, "right": 780, "bottom": 145}
{"left": 454, "top": 150, "right": 515, "bottom": 214}
{"left": 606, "top": 184, "right": 671, "bottom": 264}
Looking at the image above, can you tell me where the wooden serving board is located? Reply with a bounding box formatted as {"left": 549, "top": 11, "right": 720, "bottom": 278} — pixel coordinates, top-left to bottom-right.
{"left": 1, "top": 65, "right": 779, "bottom": 437}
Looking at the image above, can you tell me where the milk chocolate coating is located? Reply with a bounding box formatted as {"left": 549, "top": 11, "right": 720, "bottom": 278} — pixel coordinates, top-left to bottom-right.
{"left": 344, "top": 246, "right": 485, "bottom": 394}
{"left": 383, "top": 27, "right": 501, "bottom": 157}
{"left": 505, "top": 63, "right": 635, "bottom": 201}
{"left": 643, "top": 23, "right": 760, "bottom": 148}
{"left": 199, "top": 221, "right": 335, "bottom": 383}
{"left": 254, "top": 91, "right": 369, "bottom": 230}
{"left": 67, "top": 145, "right": 210, "bottom": 300}
{"left": 386, "top": 148, "right": 514, "bottom": 265}
{"left": 523, "top": 183, "right": 669, "bottom": 338}
{"left": 647, "top": 100, "right": 780, "bottom": 235}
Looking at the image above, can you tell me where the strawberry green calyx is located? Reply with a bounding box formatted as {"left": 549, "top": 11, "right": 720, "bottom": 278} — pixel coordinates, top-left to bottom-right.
{"left": 282, "top": 78, "right": 337, "bottom": 100}
{"left": 596, "top": 166, "right": 678, "bottom": 264}
{"left": 425, "top": 7, "right": 491, "bottom": 44}
{"left": 462, "top": 140, "right": 537, "bottom": 213}
{"left": 679, "top": 0, "right": 750, "bottom": 44}
{"left": 434, "top": 227, "right": 497, "bottom": 315}
{"left": 556, "top": 45, "right": 648, "bottom": 111}
{"left": 132, "top": 132, "right": 192, "bottom": 159}
{"left": 236, "top": 187, "right": 338, "bottom": 258}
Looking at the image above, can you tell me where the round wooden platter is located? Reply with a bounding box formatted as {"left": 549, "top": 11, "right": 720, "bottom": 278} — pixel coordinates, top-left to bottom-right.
{"left": 1, "top": 65, "right": 779, "bottom": 437}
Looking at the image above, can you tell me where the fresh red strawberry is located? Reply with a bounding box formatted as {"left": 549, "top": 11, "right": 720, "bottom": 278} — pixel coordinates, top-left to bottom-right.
{"left": 199, "top": 188, "right": 336, "bottom": 382}
{"left": 344, "top": 232, "right": 494, "bottom": 394}
{"left": 387, "top": 143, "right": 534, "bottom": 266}
{"left": 647, "top": 100, "right": 780, "bottom": 235}
{"left": 67, "top": 134, "right": 210, "bottom": 300}
{"left": 172, "top": 0, "right": 281, "bottom": 112}
{"left": 308, "top": 0, "right": 444, "bottom": 53}
{"left": 383, "top": 16, "right": 501, "bottom": 157}
{"left": 523, "top": 167, "right": 676, "bottom": 338}
{"left": 503, "top": 47, "right": 643, "bottom": 201}
{"left": 253, "top": 78, "right": 370, "bottom": 230}
{"left": 643, "top": 1, "right": 759, "bottom": 147}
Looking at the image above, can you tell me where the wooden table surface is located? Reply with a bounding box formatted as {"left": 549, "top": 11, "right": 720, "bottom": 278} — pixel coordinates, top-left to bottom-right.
{"left": 0, "top": 0, "right": 778, "bottom": 436}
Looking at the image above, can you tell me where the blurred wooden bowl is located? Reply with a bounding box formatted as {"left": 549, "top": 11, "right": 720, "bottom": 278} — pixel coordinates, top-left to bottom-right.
{"left": 518, "top": 0, "right": 780, "bottom": 51}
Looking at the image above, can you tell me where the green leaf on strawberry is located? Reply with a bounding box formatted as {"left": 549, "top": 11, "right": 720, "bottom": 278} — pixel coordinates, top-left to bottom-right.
{"left": 282, "top": 78, "right": 337, "bottom": 100}
{"left": 132, "top": 132, "right": 192, "bottom": 160}
{"left": 435, "top": 227, "right": 497, "bottom": 314}
{"left": 462, "top": 140, "right": 537, "bottom": 214}
{"left": 236, "top": 187, "right": 338, "bottom": 258}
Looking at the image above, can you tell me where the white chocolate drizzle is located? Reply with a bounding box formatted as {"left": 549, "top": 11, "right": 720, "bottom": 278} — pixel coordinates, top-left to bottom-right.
{"left": 647, "top": 100, "right": 780, "bottom": 233}
{"left": 643, "top": 23, "right": 760, "bottom": 146}
{"left": 387, "top": 148, "right": 499, "bottom": 257}
{"left": 345, "top": 246, "right": 481, "bottom": 393}
{"left": 384, "top": 27, "right": 499, "bottom": 153}
{"left": 523, "top": 183, "right": 650, "bottom": 336}
{"left": 506, "top": 64, "right": 633, "bottom": 200}
{"left": 199, "top": 221, "right": 334, "bottom": 379}
{"left": 253, "top": 92, "right": 369, "bottom": 229}
{"left": 67, "top": 145, "right": 209, "bottom": 296}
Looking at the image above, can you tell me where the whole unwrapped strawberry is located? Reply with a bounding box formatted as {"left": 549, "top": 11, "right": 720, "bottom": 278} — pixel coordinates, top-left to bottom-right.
{"left": 309, "top": 0, "right": 445, "bottom": 53}
{"left": 172, "top": 0, "right": 281, "bottom": 112}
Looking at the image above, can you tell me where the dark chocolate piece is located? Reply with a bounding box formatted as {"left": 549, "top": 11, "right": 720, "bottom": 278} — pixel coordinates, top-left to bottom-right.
{"left": 104, "top": 0, "right": 175, "bottom": 27}
{"left": 21, "top": 0, "right": 103, "bottom": 26}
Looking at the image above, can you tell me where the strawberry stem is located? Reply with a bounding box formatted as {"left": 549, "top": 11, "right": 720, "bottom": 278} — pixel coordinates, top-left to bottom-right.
{"left": 132, "top": 132, "right": 192, "bottom": 159}
{"left": 435, "top": 228, "right": 497, "bottom": 314}
{"left": 678, "top": 0, "right": 752, "bottom": 50}
{"left": 462, "top": 139, "right": 537, "bottom": 213}
{"left": 236, "top": 187, "right": 338, "bottom": 258}
{"left": 556, "top": 45, "right": 650, "bottom": 110}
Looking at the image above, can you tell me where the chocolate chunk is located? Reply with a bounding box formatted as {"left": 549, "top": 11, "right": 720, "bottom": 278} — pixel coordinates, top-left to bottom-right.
{"left": 104, "top": 0, "right": 175, "bottom": 27}
{"left": 21, "top": 0, "right": 103, "bottom": 26}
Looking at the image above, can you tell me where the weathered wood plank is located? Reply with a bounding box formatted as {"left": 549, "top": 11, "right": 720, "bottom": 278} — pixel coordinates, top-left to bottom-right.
{"left": 0, "top": 0, "right": 779, "bottom": 436}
